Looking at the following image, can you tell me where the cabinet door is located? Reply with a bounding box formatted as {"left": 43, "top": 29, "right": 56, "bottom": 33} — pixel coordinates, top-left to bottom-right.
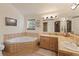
{"left": 50, "top": 37, "right": 58, "bottom": 51}
{"left": 40, "top": 36, "right": 50, "bottom": 49}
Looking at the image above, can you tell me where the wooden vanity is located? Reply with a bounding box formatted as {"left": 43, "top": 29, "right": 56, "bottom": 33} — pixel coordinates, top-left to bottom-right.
{"left": 40, "top": 34, "right": 58, "bottom": 54}
{"left": 40, "top": 33, "right": 79, "bottom": 56}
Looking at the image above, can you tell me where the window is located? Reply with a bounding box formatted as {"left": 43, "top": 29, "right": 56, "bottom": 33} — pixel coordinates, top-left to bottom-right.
{"left": 27, "top": 19, "right": 36, "bottom": 30}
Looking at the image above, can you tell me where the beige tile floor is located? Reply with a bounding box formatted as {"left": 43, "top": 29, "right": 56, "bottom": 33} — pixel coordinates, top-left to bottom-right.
{"left": 21, "top": 48, "right": 56, "bottom": 56}
{"left": 3, "top": 48, "right": 56, "bottom": 56}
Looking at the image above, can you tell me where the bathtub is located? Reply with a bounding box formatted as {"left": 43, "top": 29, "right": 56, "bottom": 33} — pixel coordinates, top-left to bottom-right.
{"left": 5, "top": 37, "right": 38, "bottom": 44}
{"left": 4, "top": 36, "right": 39, "bottom": 56}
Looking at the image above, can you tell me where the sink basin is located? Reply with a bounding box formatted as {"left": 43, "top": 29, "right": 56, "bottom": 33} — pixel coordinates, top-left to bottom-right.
{"left": 62, "top": 41, "right": 79, "bottom": 51}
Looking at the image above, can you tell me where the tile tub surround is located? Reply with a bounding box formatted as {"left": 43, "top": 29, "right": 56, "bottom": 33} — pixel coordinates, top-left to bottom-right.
{"left": 3, "top": 32, "right": 39, "bottom": 56}
{"left": 3, "top": 32, "right": 39, "bottom": 40}
{"left": 3, "top": 38, "right": 39, "bottom": 56}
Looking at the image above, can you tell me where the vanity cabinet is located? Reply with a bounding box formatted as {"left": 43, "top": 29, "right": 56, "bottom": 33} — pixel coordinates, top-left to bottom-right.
{"left": 40, "top": 36, "right": 58, "bottom": 51}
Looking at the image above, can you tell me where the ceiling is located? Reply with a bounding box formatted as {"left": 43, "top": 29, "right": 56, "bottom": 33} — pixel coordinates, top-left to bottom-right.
{"left": 12, "top": 3, "right": 79, "bottom": 17}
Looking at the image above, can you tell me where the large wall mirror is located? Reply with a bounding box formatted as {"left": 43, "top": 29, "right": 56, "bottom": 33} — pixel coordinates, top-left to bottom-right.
{"left": 42, "top": 17, "right": 73, "bottom": 33}
{"left": 54, "top": 21, "right": 60, "bottom": 32}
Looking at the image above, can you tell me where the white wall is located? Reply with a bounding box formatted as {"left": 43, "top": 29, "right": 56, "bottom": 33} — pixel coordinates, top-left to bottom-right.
{"left": 0, "top": 4, "right": 25, "bottom": 34}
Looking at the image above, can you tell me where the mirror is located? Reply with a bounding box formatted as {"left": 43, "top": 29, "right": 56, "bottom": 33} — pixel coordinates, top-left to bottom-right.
{"left": 43, "top": 22, "right": 48, "bottom": 32}
{"left": 54, "top": 21, "right": 60, "bottom": 32}
{"left": 67, "top": 20, "right": 72, "bottom": 32}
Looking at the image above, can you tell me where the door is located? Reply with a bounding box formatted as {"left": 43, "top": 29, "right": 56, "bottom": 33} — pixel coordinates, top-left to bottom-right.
{"left": 67, "top": 20, "right": 71, "bottom": 32}
{"left": 54, "top": 21, "right": 60, "bottom": 32}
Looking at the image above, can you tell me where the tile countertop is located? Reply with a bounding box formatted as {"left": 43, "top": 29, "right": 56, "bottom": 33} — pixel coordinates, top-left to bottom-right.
{"left": 40, "top": 34, "right": 79, "bottom": 55}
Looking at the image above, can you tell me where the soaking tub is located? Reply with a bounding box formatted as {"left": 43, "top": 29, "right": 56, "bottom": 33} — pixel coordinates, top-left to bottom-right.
{"left": 4, "top": 36, "right": 39, "bottom": 56}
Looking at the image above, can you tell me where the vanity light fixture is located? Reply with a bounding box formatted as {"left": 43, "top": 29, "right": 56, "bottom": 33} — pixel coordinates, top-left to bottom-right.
{"left": 43, "top": 16, "right": 57, "bottom": 20}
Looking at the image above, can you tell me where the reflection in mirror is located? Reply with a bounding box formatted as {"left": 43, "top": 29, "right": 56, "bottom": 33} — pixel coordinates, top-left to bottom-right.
{"left": 54, "top": 21, "right": 60, "bottom": 32}
{"left": 43, "top": 22, "right": 48, "bottom": 32}
{"left": 67, "top": 20, "right": 72, "bottom": 32}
